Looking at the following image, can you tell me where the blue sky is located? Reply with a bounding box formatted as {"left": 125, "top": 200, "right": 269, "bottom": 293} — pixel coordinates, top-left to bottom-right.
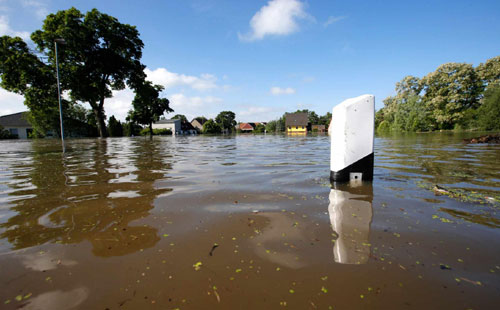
{"left": 1, "top": 0, "right": 499, "bottom": 122}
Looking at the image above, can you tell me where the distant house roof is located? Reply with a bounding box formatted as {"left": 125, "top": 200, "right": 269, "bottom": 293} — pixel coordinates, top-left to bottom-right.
{"left": 154, "top": 119, "right": 180, "bottom": 124}
{"left": 239, "top": 123, "right": 255, "bottom": 131}
{"left": 285, "top": 112, "right": 308, "bottom": 127}
{"left": 0, "top": 112, "right": 31, "bottom": 128}
{"left": 181, "top": 120, "right": 195, "bottom": 131}
{"left": 192, "top": 117, "right": 207, "bottom": 125}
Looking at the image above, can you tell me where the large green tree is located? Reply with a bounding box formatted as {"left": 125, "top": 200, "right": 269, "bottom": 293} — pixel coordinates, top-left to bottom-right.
{"left": 0, "top": 7, "right": 147, "bottom": 138}
{"left": 107, "top": 115, "right": 123, "bottom": 137}
{"left": 421, "top": 63, "right": 483, "bottom": 129}
{"left": 215, "top": 111, "right": 236, "bottom": 133}
{"left": 202, "top": 119, "right": 222, "bottom": 134}
{"left": 128, "top": 81, "right": 172, "bottom": 139}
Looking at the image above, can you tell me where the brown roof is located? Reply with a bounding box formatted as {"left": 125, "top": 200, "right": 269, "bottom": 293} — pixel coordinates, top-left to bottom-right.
{"left": 285, "top": 112, "right": 308, "bottom": 127}
{"left": 181, "top": 121, "right": 195, "bottom": 131}
{"left": 239, "top": 123, "right": 254, "bottom": 130}
{"left": 0, "top": 112, "right": 31, "bottom": 128}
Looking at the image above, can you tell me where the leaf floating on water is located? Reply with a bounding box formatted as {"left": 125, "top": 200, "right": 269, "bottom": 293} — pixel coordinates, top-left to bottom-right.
{"left": 321, "top": 286, "right": 328, "bottom": 293}
{"left": 289, "top": 289, "right": 295, "bottom": 294}
{"left": 163, "top": 234, "right": 169, "bottom": 237}
{"left": 321, "top": 276, "right": 328, "bottom": 281}
{"left": 235, "top": 268, "right": 242, "bottom": 273}
{"left": 193, "top": 261, "right": 202, "bottom": 271}
{"left": 15, "top": 295, "right": 22, "bottom": 302}
{"left": 439, "top": 264, "right": 452, "bottom": 270}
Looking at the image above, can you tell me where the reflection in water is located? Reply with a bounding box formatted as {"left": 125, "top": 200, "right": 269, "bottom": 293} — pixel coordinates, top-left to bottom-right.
{"left": 0, "top": 138, "right": 173, "bottom": 256}
{"left": 328, "top": 182, "right": 373, "bottom": 264}
{"left": 23, "top": 287, "right": 88, "bottom": 310}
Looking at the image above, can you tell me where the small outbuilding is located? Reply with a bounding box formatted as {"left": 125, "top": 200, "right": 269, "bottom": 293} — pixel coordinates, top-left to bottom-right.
{"left": 152, "top": 119, "right": 181, "bottom": 134}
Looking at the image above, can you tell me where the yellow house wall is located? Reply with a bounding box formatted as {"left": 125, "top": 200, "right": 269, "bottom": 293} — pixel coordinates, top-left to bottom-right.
{"left": 287, "top": 126, "right": 307, "bottom": 133}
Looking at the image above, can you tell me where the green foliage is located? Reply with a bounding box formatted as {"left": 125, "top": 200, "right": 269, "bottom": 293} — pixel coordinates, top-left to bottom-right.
{"left": 129, "top": 81, "right": 173, "bottom": 138}
{"left": 0, "top": 125, "right": 16, "bottom": 139}
{"left": 318, "top": 112, "right": 332, "bottom": 127}
{"left": 477, "top": 56, "right": 500, "bottom": 86}
{"left": 107, "top": 115, "right": 123, "bottom": 137}
{"left": 140, "top": 128, "right": 172, "bottom": 136}
{"left": 215, "top": 111, "right": 236, "bottom": 133}
{"left": 379, "top": 56, "right": 500, "bottom": 132}
{"left": 254, "top": 124, "right": 266, "bottom": 133}
{"left": 123, "top": 121, "right": 142, "bottom": 136}
{"left": 172, "top": 114, "right": 187, "bottom": 122}
{"left": 377, "top": 120, "right": 391, "bottom": 133}
{"left": 476, "top": 84, "right": 500, "bottom": 130}
{"left": 421, "top": 63, "right": 482, "bottom": 129}
{"left": 202, "top": 119, "right": 222, "bottom": 134}
{"left": 265, "top": 120, "right": 277, "bottom": 133}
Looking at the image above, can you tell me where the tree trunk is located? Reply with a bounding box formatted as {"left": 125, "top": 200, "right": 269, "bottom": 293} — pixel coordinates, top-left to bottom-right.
{"left": 149, "top": 122, "right": 153, "bottom": 140}
{"left": 93, "top": 107, "right": 107, "bottom": 138}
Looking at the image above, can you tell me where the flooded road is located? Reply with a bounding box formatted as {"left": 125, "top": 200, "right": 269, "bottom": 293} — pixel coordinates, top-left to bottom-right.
{"left": 0, "top": 133, "right": 499, "bottom": 309}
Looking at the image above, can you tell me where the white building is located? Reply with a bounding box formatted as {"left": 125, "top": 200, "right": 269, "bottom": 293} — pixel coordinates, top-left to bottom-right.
{"left": 0, "top": 112, "right": 33, "bottom": 139}
{"left": 152, "top": 119, "right": 181, "bottom": 134}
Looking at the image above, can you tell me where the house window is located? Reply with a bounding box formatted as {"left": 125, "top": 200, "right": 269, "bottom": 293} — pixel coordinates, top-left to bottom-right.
{"left": 296, "top": 126, "right": 298, "bottom": 129}
{"left": 302, "top": 126, "right": 304, "bottom": 129}
{"left": 9, "top": 128, "right": 18, "bottom": 136}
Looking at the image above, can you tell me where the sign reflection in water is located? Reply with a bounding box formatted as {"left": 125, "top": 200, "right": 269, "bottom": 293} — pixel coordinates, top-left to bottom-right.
{"left": 328, "top": 181, "right": 373, "bottom": 264}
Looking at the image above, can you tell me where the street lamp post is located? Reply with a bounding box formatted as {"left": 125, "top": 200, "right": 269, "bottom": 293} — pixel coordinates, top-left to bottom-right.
{"left": 54, "top": 38, "right": 66, "bottom": 152}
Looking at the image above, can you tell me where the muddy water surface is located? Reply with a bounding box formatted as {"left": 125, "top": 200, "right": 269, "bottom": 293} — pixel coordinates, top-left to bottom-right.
{"left": 0, "top": 133, "right": 499, "bottom": 309}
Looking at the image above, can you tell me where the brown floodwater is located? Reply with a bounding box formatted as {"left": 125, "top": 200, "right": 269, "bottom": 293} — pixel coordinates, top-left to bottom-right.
{"left": 0, "top": 133, "right": 499, "bottom": 309}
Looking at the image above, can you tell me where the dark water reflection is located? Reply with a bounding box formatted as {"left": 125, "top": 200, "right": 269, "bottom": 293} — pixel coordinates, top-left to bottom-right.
{"left": 0, "top": 133, "right": 498, "bottom": 309}
{"left": 0, "top": 139, "right": 173, "bottom": 256}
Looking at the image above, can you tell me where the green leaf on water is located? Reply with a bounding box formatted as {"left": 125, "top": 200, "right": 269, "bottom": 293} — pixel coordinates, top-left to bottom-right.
{"left": 193, "top": 261, "right": 202, "bottom": 271}
{"left": 321, "top": 286, "right": 328, "bottom": 293}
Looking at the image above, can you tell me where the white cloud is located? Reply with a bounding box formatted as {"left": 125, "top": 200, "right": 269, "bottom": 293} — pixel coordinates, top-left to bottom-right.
{"left": 0, "top": 15, "right": 30, "bottom": 39}
{"left": 102, "top": 88, "right": 135, "bottom": 122}
{"left": 0, "top": 87, "right": 25, "bottom": 116}
{"left": 145, "top": 68, "right": 218, "bottom": 91}
{"left": 169, "top": 93, "right": 223, "bottom": 120}
{"left": 238, "top": 0, "right": 310, "bottom": 41}
{"left": 270, "top": 86, "right": 296, "bottom": 95}
{"left": 21, "top": 0, "right": 48, "bottom": 19}
{"left": 323, "top": 15, "right": 346, "bottom": 27}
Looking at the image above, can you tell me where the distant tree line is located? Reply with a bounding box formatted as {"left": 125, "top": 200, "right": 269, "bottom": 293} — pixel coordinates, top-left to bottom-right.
{"left": 376, "top": 56, "right": 500, "bottom": 132}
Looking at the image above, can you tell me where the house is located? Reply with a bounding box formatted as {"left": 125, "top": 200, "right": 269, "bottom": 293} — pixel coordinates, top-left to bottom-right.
{"left": 0, "top": 112, "right": 33, "bottom": 139}
{"left": 239, "top": 123, "right": 255, "bottom": 132}
{"left": 191, "top": 118, "right": 207, "bottom": 132}
{"left": 180, "top": 120, "right": 197, "bottom": 135}
{"left": 152, "top": 119, "right": 181, "bottom": 134}
{"left": 312, "top": 125, "right": 326, "bottom": 133}
{"left": 285, "top": 112, "right": 309, "bottom": 134}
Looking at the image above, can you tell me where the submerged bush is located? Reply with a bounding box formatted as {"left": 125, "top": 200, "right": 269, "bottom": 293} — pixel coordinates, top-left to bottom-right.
{"left": 140, "top": 128, "right": 172, "bottom": 136}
